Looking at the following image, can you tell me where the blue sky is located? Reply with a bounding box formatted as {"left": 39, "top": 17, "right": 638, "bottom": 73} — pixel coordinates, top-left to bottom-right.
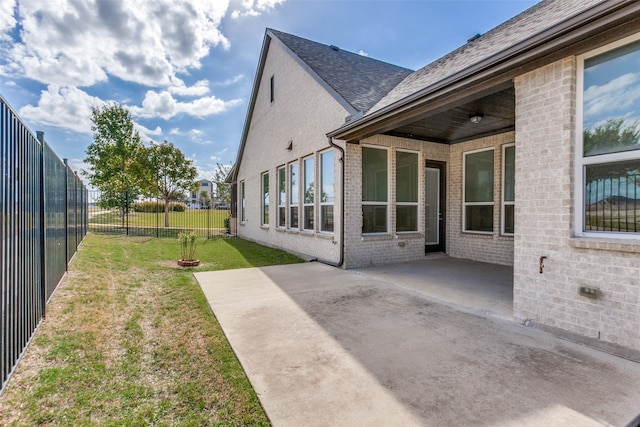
{"left": 0, "top": 0, "right": 537, "bottom": 181}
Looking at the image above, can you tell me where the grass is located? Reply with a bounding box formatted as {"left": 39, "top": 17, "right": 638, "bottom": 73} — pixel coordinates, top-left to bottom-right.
{"left": 90, "top": 209, "right": 230, "bottom": 229}
{"left": 0, "top": 233, "right": 303, "bottom": 426}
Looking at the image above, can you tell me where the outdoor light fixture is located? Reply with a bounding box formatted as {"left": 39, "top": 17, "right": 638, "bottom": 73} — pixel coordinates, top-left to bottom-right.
{"left": 286, "top": 140, "right": 293, "bottom": 150}
{"left": 469, "top": 113, "right": 484, "bottom": 124}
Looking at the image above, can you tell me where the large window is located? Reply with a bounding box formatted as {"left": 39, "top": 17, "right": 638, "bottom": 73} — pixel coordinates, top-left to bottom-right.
{"left": 362, "top": 146, "right": 388, "bottom": 233}
{"left": 464, "top": 148, "right": 494, "bottom": 233}
{"left": 239, "top": 181, "right": 245, "bottom": 223}
{"left": 502, "top": 144, "right": 515, "bottom": 235}
{"left": 578, "top": 37, "right": 640, "bottom": 236}
{"left": 396, "top": 150, "right": 418, "bottom": 232}
{"left": 320, "top": 150, "right": 334, "bottom": 233}
{"left": 261, "top": 172, "right": 269, "bottom": 226}
{"left": 289, "top": 162, "right": 299, "bottom": 229}
{"left": 277, "top": 166, "right": 286, "bottom": 227}
{"left": 303, "top": 156, "right": 314, "bottom": 231}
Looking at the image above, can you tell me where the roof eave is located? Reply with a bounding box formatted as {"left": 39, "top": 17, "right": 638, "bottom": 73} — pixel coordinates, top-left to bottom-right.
{"left": 328, "top": 0, "right": 640, "bottom": 142}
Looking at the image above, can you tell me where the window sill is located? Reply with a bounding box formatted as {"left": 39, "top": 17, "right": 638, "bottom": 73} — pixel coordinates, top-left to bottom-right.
{"left": 300, "top": 230, "right": 315, "bottom": 237}
{"left": 461, "top": 231, "right": 494, "bottom": 236}
{"left": 395, "top": 232, "right": 423, "bottom": 239}
{"left": 569, "top": 237, "right": 640, "bottom": 254}
{"left": 316, "top": 232, "right": 335, "bottom": 240}
{"left": 361, "top": 234, "right": 393, "bottom": 242}
{"left": 276, "top": 227, "right": 286, "bottom": 233}
{"left": 286, "top": 229, "right": 299, "bottom": 235}
{"left": 260, "top": 225, "right": 269, "bottom": 230}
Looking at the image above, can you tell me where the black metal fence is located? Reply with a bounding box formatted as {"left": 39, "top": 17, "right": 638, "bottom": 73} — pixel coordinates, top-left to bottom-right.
{"left": 88, "top": 190, "right": 230, "bottom": 238}
{"left": 1, "top": 96, "right": 87, "bottom": 394}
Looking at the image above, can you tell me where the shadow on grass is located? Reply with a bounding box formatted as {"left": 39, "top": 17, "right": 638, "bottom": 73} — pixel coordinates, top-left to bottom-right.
{"left": 212, "top": 237, "right": 304, "bottom": 268}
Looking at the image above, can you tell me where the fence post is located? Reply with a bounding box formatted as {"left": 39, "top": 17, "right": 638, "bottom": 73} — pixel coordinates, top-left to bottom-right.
{"left": 37, "top": 132, "right": 46, "bottom": 319}
{"left": 63, "top": 159, "right": 69, "bottom": 270}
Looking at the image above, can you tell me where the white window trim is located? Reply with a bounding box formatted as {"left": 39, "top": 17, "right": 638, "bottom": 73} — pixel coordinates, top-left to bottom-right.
{"left": 303, "top": 155, "right": 315, "bottom": 231}
{"left": 261, "top": 171, "right": 269, "bottom": 226}
{"left": 289, "top": 160, "right": 300, "bottom": 230}
{"left": 277, "top": 165, "right": 286, "bottom": 228}
{"left": 319, "top": 149, "right": 334, "bottom": 234}
{"left": 239, "top": 180, "right": 246, "bottom": 224}
{"left": 463, "top": 147, "right": 495, "bottom": 234}
{"left": 396, "top": 148, "right": 420, "bottom": 234}
{"left": 362, "top": 144, "right": 390, "bottom": 235}
{"left": 575, "top": 33, "right": 640, "bottom": 240}
{"left": 501, "top": 143, "right": 515, "bottom": 236}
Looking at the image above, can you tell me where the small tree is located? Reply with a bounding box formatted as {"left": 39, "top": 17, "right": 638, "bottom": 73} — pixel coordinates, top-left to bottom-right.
{"left": 212, "top": 163, "right": 233, "bottom": 205}
{"left": 84, "top": 103, "right": 143, "bottom": 226}
{"left": 137, "top": 141, "right": 197, "bottom": 227}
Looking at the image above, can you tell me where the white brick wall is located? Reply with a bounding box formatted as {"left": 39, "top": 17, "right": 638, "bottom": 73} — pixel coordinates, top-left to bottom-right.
{"left": 342, "top": 133, "right": 515, "bottom": 268}
{"left": 235, "top": 38, "right": 345, "bottom": 263}
{"left": 514, "top": 57, "right": 640, "bottom": 352}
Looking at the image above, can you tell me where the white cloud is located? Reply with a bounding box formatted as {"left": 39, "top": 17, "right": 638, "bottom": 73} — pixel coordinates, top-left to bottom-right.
{"left": 169, "top": 79, "right": 210, "bottom": 96}
{"left": 231, "top": 0, "right": 286, "bottom": 19}
{"left": 135, "top": 123, "right": 163, "bottom": 143}
{"left": 19, "top": 85, "right": 105, "bottom": 133}
{"left": 584, "top": 72, "right": 640, "bottom": 126}
{"left": 2, "top": 0, "right": 230, "bottom": 88}
{"left": 130, "top": 89, "right": 242, "bottom": 120}
{"left": 214, "top": 74, "right": 245, "bottom": 86}
{"left": 358, "top": 50, "right": 369, "bottom": 57}
{"left": 0, "top": 0, "right": 17, "bottom": 39}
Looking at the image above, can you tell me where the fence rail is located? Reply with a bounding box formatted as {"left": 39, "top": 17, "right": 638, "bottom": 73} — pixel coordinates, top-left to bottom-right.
{"left": 1, "top": 95, "right": 87, "bottom": 394}
{"left": 88, "top": 190, "right": 230, "bottom": 238}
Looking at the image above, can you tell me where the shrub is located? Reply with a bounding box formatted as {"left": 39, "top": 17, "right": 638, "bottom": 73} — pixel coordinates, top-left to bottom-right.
{"left": 133, "top": 200, "right": 187, "bottom": 213}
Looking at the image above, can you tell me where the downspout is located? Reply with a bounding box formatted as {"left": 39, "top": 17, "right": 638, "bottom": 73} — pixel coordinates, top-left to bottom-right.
{"left": 310, "top": 137, "right": 345, "bottom": 267}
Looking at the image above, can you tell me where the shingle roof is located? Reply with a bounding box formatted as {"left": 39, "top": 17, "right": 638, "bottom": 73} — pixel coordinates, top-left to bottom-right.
{"left": 269, "top": 29, "right": 413, "bottom": 114}
{"left": 368, "top": 0, "right": 604, "bottom": 115}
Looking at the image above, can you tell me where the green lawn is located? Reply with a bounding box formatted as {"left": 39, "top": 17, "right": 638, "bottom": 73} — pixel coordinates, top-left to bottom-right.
{"left": 0, "top": 233, "right": 303, "bottom": 426}
{"left": 90, "top": 209, "right": 230, "bottom": 229}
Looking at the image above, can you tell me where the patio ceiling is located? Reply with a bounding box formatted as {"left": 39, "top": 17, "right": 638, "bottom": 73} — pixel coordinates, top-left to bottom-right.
{"left": 382, "top": 85, "right": 515, "bottom": 145}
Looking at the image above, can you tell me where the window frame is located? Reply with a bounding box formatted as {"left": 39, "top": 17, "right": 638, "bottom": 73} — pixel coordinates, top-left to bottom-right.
{"left": 261, "top": 171, "right": 269, "bottom": 226}
{"left": 319, "top": 149, "right": 335, "bottom": 234}
{"left": 462, "top": 147, "right": 495, "bottom": 234}
{"left": 303, "top": 155, "right": 315, "bottom": 231}
{"left": 395, "top": 149, "right": 419, "bottom": 234}
{"left": 239, "top": 180, "right": 246, "bottom": 224}
{"left": 289, "top": 160, "right": 300, "bottom": 229}
{"left": 501, "top": 143, "right": 515, "bottom": 236}
{"left": 277, "top": 165, "right": 286, "bottom": 228}
{"left": 361, "top": 145, "right": 389, "bottom": 235}
{"left": 575, "top": 33, "right": 640, "bottom": 239}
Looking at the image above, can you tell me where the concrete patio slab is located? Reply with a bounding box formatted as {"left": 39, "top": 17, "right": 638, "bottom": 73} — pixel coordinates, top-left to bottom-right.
{"left": 195, "top": 261, "right": 640, "bottom": 427}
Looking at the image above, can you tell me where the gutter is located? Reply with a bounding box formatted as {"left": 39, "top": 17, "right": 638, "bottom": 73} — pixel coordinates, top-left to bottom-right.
{"left": 328, "top": 0, "right": 640, "bottom": 141}
{"left": 310, "top": 137, "right": 345, "bottom": 268}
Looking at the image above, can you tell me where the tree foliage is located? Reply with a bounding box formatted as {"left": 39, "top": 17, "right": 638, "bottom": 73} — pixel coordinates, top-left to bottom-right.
{"left": 584, "top": 118, "right": 640, "bottom": 183}
{"left": 136, "top": 141, "right": 197, "bottom": 227}
{"left": 84, "top": 103, "right": 143, "bottom": 223}
{"left": 212, "top": 163, "right": 233, "bottom": 204}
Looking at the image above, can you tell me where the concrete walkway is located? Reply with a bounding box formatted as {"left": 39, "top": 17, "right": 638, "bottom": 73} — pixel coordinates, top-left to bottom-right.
{"left": 195, "top": 261, "right": 640, "bottom": 427}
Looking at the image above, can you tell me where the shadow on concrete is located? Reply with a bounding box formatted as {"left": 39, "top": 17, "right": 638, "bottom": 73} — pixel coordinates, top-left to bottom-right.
{"left": 197, "top": 260, "right": 640, "bottom": 426}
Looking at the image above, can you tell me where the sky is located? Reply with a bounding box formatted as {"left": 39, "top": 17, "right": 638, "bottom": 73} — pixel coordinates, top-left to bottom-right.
{"left": 0, "top": 0, "right": 539, "bottom": 182}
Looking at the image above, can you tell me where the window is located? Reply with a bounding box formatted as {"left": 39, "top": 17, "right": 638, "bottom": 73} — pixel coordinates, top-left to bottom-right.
{"left": 277, "top": 166, "right": 286, "bottom": 227}
{"left": 270, "top": 75, "right": 274, "bottom": 103}
{"left": 303, "top": 156, "right": 314, "bottom": 231}
{"left": 502, "top": 144, "right": 515, "bottom": 235}
{"left": 261, "top": 172, "right": 269, "bottom": 226}
{"left": 396, "top": 151, "right": 418, "bottom": 232}
{"left": 578, "top": 36, "right": 640, "bottom": 236}
{"left": 240, "top": 181, "right": 246, "bottom": 223}
{"left": 320, "top": 150, "right": 334, "bottom": 233}
{"left": 201, "top": 182, "right": 208, "bottom": 187}
{"left": 464, "top": 148, "right": 494, "bottom": 232}
{"left": 289, "top": 162, "right": 299, "bottom": 228}
{"left": 362, "top": 146, "right": 388, "bottom": 233}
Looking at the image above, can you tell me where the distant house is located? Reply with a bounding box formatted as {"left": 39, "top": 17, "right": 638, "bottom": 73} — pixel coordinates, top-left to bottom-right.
{"left": 229, "top": 0, "right": 640, "bottom": 358}
{"left": 190, "top": 179, "right": 213, "bottom": 208}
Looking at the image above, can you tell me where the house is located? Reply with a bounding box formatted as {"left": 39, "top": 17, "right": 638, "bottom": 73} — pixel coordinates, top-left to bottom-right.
{"left": 229, "top": 0, "right": 640, "bottom": 358}
{"left": 190, "top": 179, "right": 213, "bottom": 208}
